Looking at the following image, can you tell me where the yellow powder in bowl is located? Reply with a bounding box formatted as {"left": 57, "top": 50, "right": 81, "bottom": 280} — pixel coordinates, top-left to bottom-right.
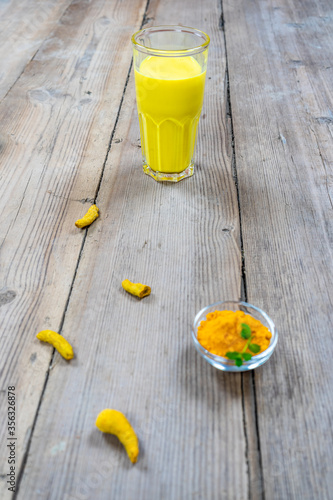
{"left": 197, "top": 310, "right": 272, "bottom": 358}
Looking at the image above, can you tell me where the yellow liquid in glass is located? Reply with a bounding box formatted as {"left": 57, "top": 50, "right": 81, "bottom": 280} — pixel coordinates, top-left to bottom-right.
{"left": 134, "top": 56, "right": 206, "bottom": 174}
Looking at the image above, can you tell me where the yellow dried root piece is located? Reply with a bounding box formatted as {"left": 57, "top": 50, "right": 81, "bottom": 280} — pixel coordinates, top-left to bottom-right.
{"left": 75, "top": 204, "right": 99, "bottom": 228}
{"left": 96, "top": 409, "right": 139, "bottom": 464}
{"left": 122, "top": 279, "right": 151, "bottom": 299}
{"left": 36, "top": 330, "right": 74, "bottom": 360}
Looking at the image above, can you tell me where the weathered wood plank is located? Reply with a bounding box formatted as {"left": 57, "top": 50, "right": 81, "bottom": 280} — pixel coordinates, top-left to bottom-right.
{"left": 0, "top": 0, "right": 73, "bottom": 100}
{"left": 0, "top": 1, "right": 148, "bottom": 498}
{"left": 15, "top": 1, "right": 248, "bottom": 499}
{"left": 224, "top": 0, "right": 333, "bottom": 498}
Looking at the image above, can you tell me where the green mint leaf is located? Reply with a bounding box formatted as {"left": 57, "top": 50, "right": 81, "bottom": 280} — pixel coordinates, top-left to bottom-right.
{"left": 235, "top": 357, "right": 243, "bottom": 367}
{"left": 249, "top": 343, "right": 260, "bottom": 354}
{"left": 226, "top": 351, "right": 240, "bottom": 360}
{"left": 240, "top": 323, "right": 251, "bottom": 339}
{"left": 242, "top": 352, "right": 252, "bottom": 361}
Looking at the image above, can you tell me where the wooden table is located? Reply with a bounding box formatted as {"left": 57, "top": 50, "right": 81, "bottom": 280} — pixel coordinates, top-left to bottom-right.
{"left": 1, "top": 0, "right": 332, "bottom": 498}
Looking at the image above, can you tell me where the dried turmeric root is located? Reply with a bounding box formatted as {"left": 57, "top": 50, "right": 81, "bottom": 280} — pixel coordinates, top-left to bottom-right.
{"left": 75, "top": 204, "right": 99, "bottom": 228}
{"left": 36, "top": 330, "right": 74, "bottom": 360}
{"left": 96, "top": 409, "right": 139, "bottom": 463}
{"left": 122, "top": 279, "right": 151, "bottom": 299}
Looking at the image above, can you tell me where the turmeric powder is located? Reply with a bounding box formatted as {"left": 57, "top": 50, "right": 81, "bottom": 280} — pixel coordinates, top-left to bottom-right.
{"left": 197, "top": 310, "right": 271, "bottom": 359}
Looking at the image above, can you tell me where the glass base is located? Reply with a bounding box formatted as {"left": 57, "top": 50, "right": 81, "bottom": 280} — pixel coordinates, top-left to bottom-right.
{"left": 143, "top": 162, "right": 194, "bottom": 182}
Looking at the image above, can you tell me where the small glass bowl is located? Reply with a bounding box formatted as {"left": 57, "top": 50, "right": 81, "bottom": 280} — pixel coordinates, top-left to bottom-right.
{"left": 191, "top": 300, "right": 278, "bottom": 372}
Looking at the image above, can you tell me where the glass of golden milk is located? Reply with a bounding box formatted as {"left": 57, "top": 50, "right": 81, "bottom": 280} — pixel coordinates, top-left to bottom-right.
{"left": 132, "top": 26, "right": 210, "bottom": 182}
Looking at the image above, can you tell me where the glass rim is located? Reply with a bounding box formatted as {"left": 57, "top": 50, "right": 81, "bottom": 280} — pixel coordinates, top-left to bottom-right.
{"left": 131, "top": 25, "right": 210, "bottom": 57}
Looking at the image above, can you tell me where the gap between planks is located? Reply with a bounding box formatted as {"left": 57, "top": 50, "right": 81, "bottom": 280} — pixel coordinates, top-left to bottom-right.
{"left": 220, "top": 0, "right": 264, "bottom": 498}
{"left": 12, "top": 0, "right": 152, "bottom": 497}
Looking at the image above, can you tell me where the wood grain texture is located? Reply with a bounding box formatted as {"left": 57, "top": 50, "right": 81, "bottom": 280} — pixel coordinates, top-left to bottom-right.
{"left": 0, "top": 0, "right": 73, "bottom": 100}
{"left": 224, "top": 0, "right": 333, "bottom": 498}
{"left": 0, "top": 1, "right": 148, "bottom": 498}
{"left": 15, "top": 0, "right": 246, "bottom": 499}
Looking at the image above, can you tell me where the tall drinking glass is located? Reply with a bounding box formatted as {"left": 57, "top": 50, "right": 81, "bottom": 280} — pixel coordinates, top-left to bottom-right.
{"left": 132, "top": 26, "right": 210, "bottom": 182}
